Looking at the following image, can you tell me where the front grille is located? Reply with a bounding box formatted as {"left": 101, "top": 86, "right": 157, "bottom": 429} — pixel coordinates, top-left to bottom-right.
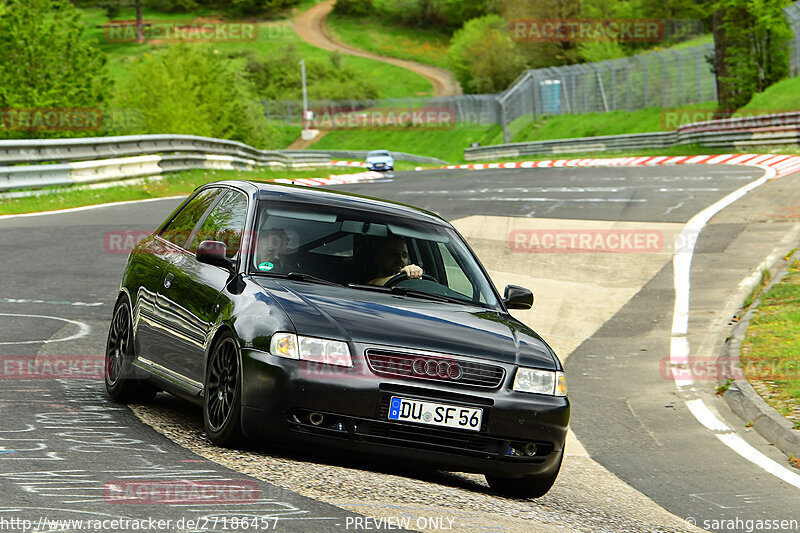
{"left": 366, "top": 349, "right": 505, "bottom": 388}
{"left": 287, "top": 401, "right": 553, "bottom": 461}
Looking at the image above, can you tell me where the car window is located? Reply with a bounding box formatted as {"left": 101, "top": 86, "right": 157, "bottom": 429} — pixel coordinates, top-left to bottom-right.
{"left": 252, "top": 201, "right": 500, "bottom": 308}
{"left": 309, "top": 234, "right": 354, "bottom": 257}
{"left": 160, "top": 188, "right": 222, "bottom": 249}
{"left": 438, "top": 242, "right": 474, "bottom": 297}
{"left": 189, "top": 190, "right": 248, "bottom": 259}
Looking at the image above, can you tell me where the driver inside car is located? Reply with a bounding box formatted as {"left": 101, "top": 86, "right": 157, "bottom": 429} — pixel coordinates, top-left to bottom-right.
{"left": 367, "top": 236, "right": 424, "bottom": 286}
{"left": 256, "top": 228, "right": 294, "bottom": 273}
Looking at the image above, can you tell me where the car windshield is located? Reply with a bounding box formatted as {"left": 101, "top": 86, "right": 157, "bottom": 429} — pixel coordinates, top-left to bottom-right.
{"left": 368, "top": 150, "right": 390, "bottom": 158}
{"left": 250, "top": 201, "right": 500, "bottom": 309}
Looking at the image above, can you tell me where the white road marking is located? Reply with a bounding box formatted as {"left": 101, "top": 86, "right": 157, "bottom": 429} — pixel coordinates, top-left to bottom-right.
{"left": 669, "top": 165, "right": 800, "bottom": 490}
{"left": 463, "top": 197, "right": 647, "bottom": 203}
{"left": 0, "top": 314, "right": 90, "bottom": 345}
{"left": 685, "top": 399, "right": 730, "bottom": 432}
{"left": 717, "top": 433, "right": 800, "bottom": 488}
{"left": 0, "top": 196, "right": 184, "bottom": 221}
{"left": 0, "top": 297, "right": 103, "bottom": 307}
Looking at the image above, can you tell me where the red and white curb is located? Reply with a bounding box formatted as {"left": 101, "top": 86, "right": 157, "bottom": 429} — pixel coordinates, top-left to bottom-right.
{"left": 271, "top": 170, "right": 384, "bottom": 188}
{"left": 330, "top": 160, "right": 368, "bottom": 168}
{"left": 280, "top": 154, "right": 800, "bottom": 189}
{"left": 418, "top": 154, "right": 800, "bottom": 179}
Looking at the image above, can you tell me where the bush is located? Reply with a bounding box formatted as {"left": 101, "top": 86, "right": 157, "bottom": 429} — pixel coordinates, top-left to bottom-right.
{"left": 441, "top": 0, "right": 498, "bottom": 29}
{"left": 0, "top": 0, "right": 110, "bottom": 139}
{"left": 333, "top": 0, "right": 374, "bottom": 17}
{"left": 447, "top": 15, "right": 527, "bottom": 94}
{"left": 112, "top": 45, "right": 281, "bottom": 148}
{"left": 241, "top": 45, "right": 382, "bottom": 101}
{"left": 231, "top": 0, "right": 302, "bottom": 17}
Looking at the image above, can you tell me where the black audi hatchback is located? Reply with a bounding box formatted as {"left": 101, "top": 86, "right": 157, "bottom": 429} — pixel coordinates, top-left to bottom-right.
{"left": 106, "top": 180, "right": 569, "bottom": 497}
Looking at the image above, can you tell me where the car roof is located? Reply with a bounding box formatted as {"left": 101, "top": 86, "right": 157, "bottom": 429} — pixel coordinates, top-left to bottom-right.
{"left": 208, "top": 180, "right": 448, "bottom": 226}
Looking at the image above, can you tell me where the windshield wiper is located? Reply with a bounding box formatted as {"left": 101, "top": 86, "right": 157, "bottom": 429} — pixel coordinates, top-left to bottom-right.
{"left": 252, "top": 271, "right": 340, "bottom": 287}
{"left": 347, "top": 283, "right": 463, "bottom": 305}
{"left": 286, "top": 272, "right": 341, "bottom": 286}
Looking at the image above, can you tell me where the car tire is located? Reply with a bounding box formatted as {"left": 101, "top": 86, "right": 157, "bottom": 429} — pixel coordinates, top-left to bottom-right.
{"left": 203, "top": 332, "right": 244, "bottom": 447}
{"left": 485, "top": 449, "right": 563, "bottom": 498}
{"left": 105, "top": 299, "right": 158, "bottom": 403}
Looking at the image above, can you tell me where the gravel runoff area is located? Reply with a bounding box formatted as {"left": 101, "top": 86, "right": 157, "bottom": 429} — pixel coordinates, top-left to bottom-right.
{"left": 131, "top": 397, "right": 696, "bottom": 533}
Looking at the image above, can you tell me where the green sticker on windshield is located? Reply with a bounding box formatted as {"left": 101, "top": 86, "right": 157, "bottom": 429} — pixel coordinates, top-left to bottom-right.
{"left": 258, "top": 261, "right": 275, "bottom": 271}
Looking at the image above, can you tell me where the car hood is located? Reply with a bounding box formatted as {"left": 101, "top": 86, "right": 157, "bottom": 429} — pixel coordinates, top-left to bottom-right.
{"left": 255, "top": 279, "right": 558, "bottom": 369}
{"left": 366, "top": 156, "right": 393, "bottom": 164}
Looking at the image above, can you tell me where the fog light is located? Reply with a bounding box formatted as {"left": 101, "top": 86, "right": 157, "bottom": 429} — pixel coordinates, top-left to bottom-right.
{"left": 522, "top": 443, "right": 538, "bottom": 456}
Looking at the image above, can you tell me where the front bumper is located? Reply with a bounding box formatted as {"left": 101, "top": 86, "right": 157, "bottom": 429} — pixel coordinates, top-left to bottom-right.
{"left": 240, "top": 348, "right": 569, "bottom": 477}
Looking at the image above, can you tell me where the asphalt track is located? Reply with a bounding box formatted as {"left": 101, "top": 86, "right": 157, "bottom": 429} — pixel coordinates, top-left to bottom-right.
{"left": 1, "top": 164, "right": 800, "bottom": 532}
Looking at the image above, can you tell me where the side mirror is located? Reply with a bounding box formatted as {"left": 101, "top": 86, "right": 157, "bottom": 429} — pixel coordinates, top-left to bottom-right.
{"left": 197, "top": 240, "right": 233, "bottom": 271}
{"left": 503, "top": 285, "right": 533, "bottom": 310}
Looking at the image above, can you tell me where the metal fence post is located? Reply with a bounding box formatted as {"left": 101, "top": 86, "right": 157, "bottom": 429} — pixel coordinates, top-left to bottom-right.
{"left": 500, "top": 98, "right": 509, "bottom": 144}
{"left": 653, "top": 51, "right": 666, "bottom": 108}
{"left": 671, "top": 50, "right": 683, "bottom": 105}
{"left": 635, "top": 55, "right": 649, "bottom": 108}
{"left": 626, "top": 63, "right": 631, "bottom": 111}
{"left": 604, "top": 60, "right": 617, "bottom": 111}
{"left": 786, "top": 2, "right": 800, "bottom": 77}
{"left": 689, "top": 46, "right": 703, "bottom": 103}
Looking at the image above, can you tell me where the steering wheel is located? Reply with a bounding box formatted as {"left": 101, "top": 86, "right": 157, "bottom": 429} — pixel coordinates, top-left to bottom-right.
{"left": 384, "top": 271, "right": 437, "bottom": 287}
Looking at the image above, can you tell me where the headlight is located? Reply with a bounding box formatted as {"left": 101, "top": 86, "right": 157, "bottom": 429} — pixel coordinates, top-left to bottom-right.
{"left": 512, "top": 368, "right": 567, "bottom": 396}
{"left": 269, "top": 333, "right": 353, "bottom": 367}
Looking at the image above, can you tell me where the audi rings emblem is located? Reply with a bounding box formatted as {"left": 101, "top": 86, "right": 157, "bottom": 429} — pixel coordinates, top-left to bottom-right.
{"left": 411, "top": 358, "right": 463, "bottom": 380}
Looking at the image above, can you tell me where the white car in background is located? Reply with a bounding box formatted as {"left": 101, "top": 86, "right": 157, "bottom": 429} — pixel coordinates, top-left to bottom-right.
{"left": 366, "top": 150, "right": 394, "bottom": 172}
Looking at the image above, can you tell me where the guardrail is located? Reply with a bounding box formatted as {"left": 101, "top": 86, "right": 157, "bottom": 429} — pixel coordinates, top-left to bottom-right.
{"left": 0, "top": 134, "right": 447, "bottom": 192}
{"left": 464, "top": 112, "right": 800, "bottom": 161}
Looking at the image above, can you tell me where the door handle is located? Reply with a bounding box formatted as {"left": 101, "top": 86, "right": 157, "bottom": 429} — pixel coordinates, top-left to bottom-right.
{"left": 164, "top": 272, "right": 174, "bottom": 289}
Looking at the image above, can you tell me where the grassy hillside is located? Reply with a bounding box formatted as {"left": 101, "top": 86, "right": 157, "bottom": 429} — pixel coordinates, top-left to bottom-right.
{"left": 326, "top": 12, "right": 450, "bottom": 68}
{"left": 741, "top": 76, "right": 800, "bottom": 113}
{"left": 311, "top": 124, "right": 502, "bottom": 162}
{"left": 78, "top": 7, "right": 433, "bottom": 99}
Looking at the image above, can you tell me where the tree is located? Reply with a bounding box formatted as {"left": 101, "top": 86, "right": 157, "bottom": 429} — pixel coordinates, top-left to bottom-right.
{"left": 113, "top": 45, "right": 281, "bottom": 148}
{"left": 0, "top": 0, "right": 110, "bottom": 137}
{"left": 447, "top": 15, "right": 527, "bottom": 93}
{"left": 711, "top": 0, "right": 791, "bottom": 111}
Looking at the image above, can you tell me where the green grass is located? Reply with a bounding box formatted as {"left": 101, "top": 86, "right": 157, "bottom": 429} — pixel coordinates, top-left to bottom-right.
{"left": 741, "top": 76, "right": 800, "bottom": 114}
{"left": 310, "top": 124, "right": 502, "bottom": 162}
{"left": 78, "top": 7, "right": 433, "bottom": 99}
{"left": 508, "top": 103, "right": 719, "bottom": 143}
{"left": 744, "top": 268, "right": 774, "bottom": 309}
{"left": 742, "top": 259, "right": 800, "bottom": 430}
{"left": 310, "top": 123, "right": 800, "bottom": 164}
{"left": 326, "top": 12, "right": 451, "bottom": 69}
{"left": 656, "top": 33, "right": 713, "bottom": 51}
{"left": 0, "top": 167, "right": 363, "bottom": 216}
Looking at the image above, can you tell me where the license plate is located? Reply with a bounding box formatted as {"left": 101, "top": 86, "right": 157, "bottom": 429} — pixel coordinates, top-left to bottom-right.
{"left": 387, "top": 396, "right": 482, "bottom": 432}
